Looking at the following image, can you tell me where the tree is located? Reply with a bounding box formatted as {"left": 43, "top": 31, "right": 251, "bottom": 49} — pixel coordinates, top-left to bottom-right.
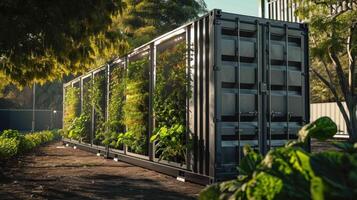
{"left": 0, "top": 0, "right": 206, "bottom": 112}
{"left": 0, "top": 0, "right": 127, "bottom": 86}
{"left": 118, "top": 0, "right": 206, "bottom": 48}
{"left": 294, "top": 0, "right": 357, "bottom": 141}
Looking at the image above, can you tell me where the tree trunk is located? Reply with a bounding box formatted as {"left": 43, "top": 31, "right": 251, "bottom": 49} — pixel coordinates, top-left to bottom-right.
{"left": 349, "top": 104, "right": 357, "bottom": 142}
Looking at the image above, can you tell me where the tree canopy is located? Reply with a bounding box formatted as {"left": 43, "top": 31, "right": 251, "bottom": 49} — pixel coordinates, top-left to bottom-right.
{"left": 0, "top": 0, "right": 206, "bottom": 87}
{"left": 0, "top": 0, "right": 206, "bottom": 110}
{"left": 294, "top": 0, "right": 357, "bottom": 141}
{"left": 119, "top": 0, "right": 206, "bottom": 47}
{"left": 0, "top": 0, "right": 126, "bottom": 86}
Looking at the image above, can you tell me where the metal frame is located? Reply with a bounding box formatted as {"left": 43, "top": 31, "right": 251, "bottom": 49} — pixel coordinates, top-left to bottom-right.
{"left": 62, "top": 9, "right": 309, "bottom": 184}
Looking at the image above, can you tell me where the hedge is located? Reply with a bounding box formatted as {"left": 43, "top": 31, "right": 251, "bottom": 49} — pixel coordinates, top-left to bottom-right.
{"left": 0, "top": 129, "right": 60, "bottom": 160}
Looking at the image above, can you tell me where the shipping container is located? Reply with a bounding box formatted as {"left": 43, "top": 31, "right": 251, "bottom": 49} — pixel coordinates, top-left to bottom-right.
{"left": 63, "top": 9, "right": 309, "bottom": 184}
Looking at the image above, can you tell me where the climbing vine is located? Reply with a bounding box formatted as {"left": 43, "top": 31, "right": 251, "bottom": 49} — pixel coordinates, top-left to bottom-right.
{"left": 150, "top": 42, "right": 190, "bottom": 163}
{"left": 81, "top": 80, "right": 92, "bottom": 142}
{"left": 63, "top": 86, "right": 80, "bottom": 137}
{"left": 90, "top": 75, "right": 106, "bottom": 144}
{"left": 102, "top": 65, "right": 126, "bottom": 147}
{"left": 117, "top": 57, "right": 149, "bottom": 154}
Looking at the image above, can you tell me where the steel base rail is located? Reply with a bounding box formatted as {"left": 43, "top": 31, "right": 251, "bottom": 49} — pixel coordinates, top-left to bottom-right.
{"left": 62, "top": 138, "right": 213, "bottom": 185}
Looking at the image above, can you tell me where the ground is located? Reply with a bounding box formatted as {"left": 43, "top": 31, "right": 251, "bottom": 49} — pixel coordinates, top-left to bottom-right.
{"left": 0, "top": 139, "right": 342, "bottom": 200}
{"left": 0, "top": 141, "right": 203, "bottom": 200}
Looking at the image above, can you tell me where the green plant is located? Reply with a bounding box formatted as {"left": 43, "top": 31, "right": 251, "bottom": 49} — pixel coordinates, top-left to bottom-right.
{"left": 80, "top": 81, "right": 92, "bottom": 143}
{"left": 102, "top": 65, "right": 126, "bottom": 147}
{"left": 0, "top": 130, "right": 60, "bottom": 160}
{"left": 199, "top": 117, "right": 357, "bottom": 200}
{"left": 297, "top": 116, "right": 337, "bottom": 142}
{"left": 118, "top": 57, "right": 149, "bottom": 154}
{"left": 0, "top": 137, "right": 19, "bottom": 160}
{"left": 150, "top": 42, "right": 190, "bottom": 162}
{"left": 0, "top": 129, "right": 28, "bottom": 153}
{"left": 150, "top": 124, "right": 186, "bottom": 162}
{"left": 117, "top": 131, "right": 147, "bottom": 154}
{"left": 63, "top": 87, "right": 80, "bottom": 137}
{"left": 67, "top": 114, "right": 90, "bottom": 141}
{"left": 90, "top": 75, "right": 106, "bottom": 144}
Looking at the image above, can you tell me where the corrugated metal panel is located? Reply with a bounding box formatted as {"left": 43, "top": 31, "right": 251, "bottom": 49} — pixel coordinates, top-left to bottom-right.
{"left": 310, "top": 102, "right": 349, "bottom": 137}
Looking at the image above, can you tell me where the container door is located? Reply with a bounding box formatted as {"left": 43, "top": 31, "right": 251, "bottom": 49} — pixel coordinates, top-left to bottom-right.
{"left": 216, "top": 18, "right": 262, "bottom": 180}
{"left": 264, "top": 24, "right": 308, "bottom": 153}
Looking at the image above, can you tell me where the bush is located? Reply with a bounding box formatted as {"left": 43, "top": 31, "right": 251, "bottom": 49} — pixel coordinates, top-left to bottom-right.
{"left": 199, "top": 117, "right": 357, "bottom": 200}
{"left": 0, "top": 129, "right": 60, "bottom": 160}
{"left": 0, "top": 137, "right": 19, "bottom": 159}
{"left": 0, "top": 129, "right": 27, "bottom": 153}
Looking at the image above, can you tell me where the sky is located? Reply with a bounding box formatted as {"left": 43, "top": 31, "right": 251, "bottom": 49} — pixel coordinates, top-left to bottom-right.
{"left": 204, "top": 0, "right": 260, "bottom": 17}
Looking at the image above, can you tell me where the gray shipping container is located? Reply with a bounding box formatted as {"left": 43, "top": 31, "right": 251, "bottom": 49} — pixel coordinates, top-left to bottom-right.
{"left": 63, "top": 9, "right": 309, "bottom": 183}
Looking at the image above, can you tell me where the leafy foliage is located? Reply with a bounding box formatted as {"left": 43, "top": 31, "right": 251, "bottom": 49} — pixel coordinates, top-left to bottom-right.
{"left": 293, "top": 0, "right": 357, "bottom": 141}
{"left": 150, "top": 42, "right": 190, "bottom": 162}
{"left": 117, "top": 57, "right": 149, "bottom": 154}
{"left": 0, "top": 0, "right": 127, "bottom": 86}
{"left": 0, "top": 137, "right": 19, "bottom": 160}
{"left": 102, "top": 65, "right": 126, "bottom": 147}
{"left": 0, "top": 0, "right": 206, "bottom": 87}
{"left": 199, "top": 117, "right": 357, "bottom": 200}
{"left": 150, "top": 124, "right": 186, "bottom": 162}
{"left": 119, "top": 0, "right": 206, "bottom": 47}
{"left": 67, "top": 114, "right": 90, "bottom": 141}
{"left": 0, "top": 129, "right": 60, "bottom": 160}
{"left": 63, "top": 87, "right": 80, "bottom": 137}
{"left": 88, "top": 75, "right": 106, "bottom": 144}
{"left": 297, "top": 116, "right": 337, "bottom": 142}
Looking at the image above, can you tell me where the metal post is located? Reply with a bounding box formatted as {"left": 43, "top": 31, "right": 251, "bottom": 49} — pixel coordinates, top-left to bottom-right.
{"left": 105, "top": 64, "right": 110, "bottom": 158}
{"left": 32, "top": 83, "right": 36, "bottom": 132}
{"left": 261, "top": 0, "right": 266, "bottom": 18}
{"left": 149, "top": 44, "right": 155, "bottom": 161}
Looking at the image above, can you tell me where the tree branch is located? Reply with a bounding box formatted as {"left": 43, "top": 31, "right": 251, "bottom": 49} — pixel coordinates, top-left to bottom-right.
{"left": 329, "top": 49, "right": 351, "bottom": 101}
{"left": 312, "top": 68, "right": 351, "bottom": 128}
{"left": 348, "top": 23, "right": 356, "bottom": 97}
{"left": 321, "top": 59, "right": 335, "bottom": 85}
{"left": 311, "top": 68, "right": 338, "bottom": 98}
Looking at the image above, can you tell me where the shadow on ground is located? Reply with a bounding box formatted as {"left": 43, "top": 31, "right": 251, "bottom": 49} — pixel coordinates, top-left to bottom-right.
{"left": 0, "top": 142, "right": 202, "bottom": 200}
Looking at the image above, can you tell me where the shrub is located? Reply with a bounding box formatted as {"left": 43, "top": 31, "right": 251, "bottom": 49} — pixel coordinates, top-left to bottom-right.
{"left": 0, "top": 129, "right": 60, "bottom": 160}
{"left": 199, "top": 117, "right": 357, "bottom": 200}
{"left": 0, "top": 137, "right": 19, "bottom": 160}
{"left": 0, "top": 129, "right": 27, "bottom": 153}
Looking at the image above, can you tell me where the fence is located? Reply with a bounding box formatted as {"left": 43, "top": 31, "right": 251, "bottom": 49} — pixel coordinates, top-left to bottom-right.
{"left": 267, "top": 0, "right": 356, "bottom": 23}
{"left": 310, "top": 102, "right": 350, "bottom": 138}
{"left": 0, "top": 109, "right": 62, "bottom": 132}
{"left": 267, "top": 0, "right": 300, "bottom": 22}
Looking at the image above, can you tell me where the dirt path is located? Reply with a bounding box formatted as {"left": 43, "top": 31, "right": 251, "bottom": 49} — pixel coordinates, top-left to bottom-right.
{"left": 0, "top": 141, "right": 203, "bottom": 200}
